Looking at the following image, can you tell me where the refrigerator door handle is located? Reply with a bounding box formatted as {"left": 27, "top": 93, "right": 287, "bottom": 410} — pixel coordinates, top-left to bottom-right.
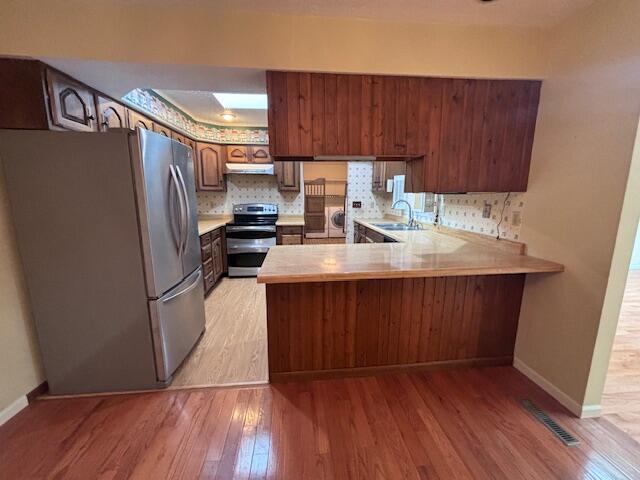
{"left": 175, "top": 164, "right": 190, "bottom": 255}
{"left": 169, "top": 164, "right": 186, "bottom": 254}
{"left": 162, "top": 269, "right": 202, "bottom": 303}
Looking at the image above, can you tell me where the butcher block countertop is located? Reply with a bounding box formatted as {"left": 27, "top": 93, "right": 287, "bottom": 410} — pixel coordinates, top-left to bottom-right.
{"left": 197, "top": 215, "right": 304, "bottom": 235}
{"left": 257, "top": 219, "right": 564, "bottom": 284}
{"left": 197, "top": 216, "right": 232, "bottom": 236}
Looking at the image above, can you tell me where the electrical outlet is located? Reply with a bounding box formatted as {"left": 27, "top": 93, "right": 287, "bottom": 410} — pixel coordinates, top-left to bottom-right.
{"left": 512, "top": 211, "right": 522, "bottom": 227}
{"left": 482, "top": 202, "right": 492, "bottom": 219}
{"left": 352, "top": 201, "right": 362, "bottom": 208}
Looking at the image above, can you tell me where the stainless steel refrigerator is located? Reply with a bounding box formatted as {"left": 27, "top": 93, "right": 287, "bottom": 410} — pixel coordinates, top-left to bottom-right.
{"left": 0, "top": 128, "right": 205, "bottom": 394}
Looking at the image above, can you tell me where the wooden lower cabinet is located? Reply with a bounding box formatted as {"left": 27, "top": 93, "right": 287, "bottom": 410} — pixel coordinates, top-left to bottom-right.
{"left": 353, "top": 221, "right": 396, "bottom": 243}
{"left": 266, "top": 274, "right": 525, "bottom": 380}
{"left": 276, "top": 225, "right": 303, "bottom": 245}
{"left": 200, "top": 228, "right": 226, "bottom": 295}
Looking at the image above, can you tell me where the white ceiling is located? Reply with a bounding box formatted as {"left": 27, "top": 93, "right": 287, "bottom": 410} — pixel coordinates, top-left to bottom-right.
{"left": 155, "top": 90, "right": 268, "bottom": 126}
{"left": 108, "top": 0, "right": 595, "bottom": 27}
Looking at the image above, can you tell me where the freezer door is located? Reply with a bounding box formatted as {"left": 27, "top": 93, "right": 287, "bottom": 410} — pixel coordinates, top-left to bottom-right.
{"left": 149, "top": 267, "right": 205, "bottom": 382}
{"left": 172, "top": 140, "right": 201, "bottom": 276}
{"left": 133, "top": 129, "right": 184, "bottom": 297}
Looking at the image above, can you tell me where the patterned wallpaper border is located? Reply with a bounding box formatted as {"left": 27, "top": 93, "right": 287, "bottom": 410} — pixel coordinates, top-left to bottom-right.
{"left": 122, "top": 88, "right": 269, "bottom": 144}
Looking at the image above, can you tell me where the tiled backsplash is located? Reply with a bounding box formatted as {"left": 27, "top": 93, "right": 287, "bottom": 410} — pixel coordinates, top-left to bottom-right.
{"left": 437, "top": 193, "right": 525, "bottom": 240}
{"left": 346, "top": 162, "right": 393, "bottom": 242}
{"left": 389, "top": 192, "right": 525, "bottom": 241}
{"left": 197, "top": 174, "right": 304, "bottom": 215}
{"left": 123, "top": 89, "right": 269, "bottom": 144}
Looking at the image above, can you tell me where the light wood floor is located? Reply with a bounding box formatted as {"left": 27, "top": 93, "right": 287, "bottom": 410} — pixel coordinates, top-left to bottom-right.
{"left": 3, "top": 367, "right": 640, "bottom": 479}
{"left": 603, "top": 269, "right": 640, "bottom": 442}
{"left": 172, "top": 277, "right": 268, "bottom": 388}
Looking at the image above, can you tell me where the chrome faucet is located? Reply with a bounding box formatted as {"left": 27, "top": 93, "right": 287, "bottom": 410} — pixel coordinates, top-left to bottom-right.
{"left": 392, "top": 199, "right": 416, "bottom": 228}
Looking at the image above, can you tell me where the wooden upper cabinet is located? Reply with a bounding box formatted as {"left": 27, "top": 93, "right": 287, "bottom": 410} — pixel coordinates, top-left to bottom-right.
{"left": 127, "top": 109, "right": 154, "bottom": 131}
{"left": 195, "top": 143, "right": 226, "bottom": 191}
{"left": 226, "top": 145, "right": 271, "bottom": 164}
{"left": 171, "top": 131, "right": 186, "bottom": 144}
{"left": 153, "top": 123, "right": 172, "bottom": 137}
{"left": 434, "top": 79, "right": 541, "bottom": 193}
{"left": 267, "top": 71, "right": 540, "bottom": 193}
{"left": 251, "top": 145, "right": 271, "bottom": 164}
{"left": 96, "top": 96, "right": 128, "bottom": 131}
{"left": 274, "top": 161, "right": 300, "bottom": 191}
{"left": 226, "top": 145, "right": 250, "bottom": 163}
{"left": 46, "top": 69, "right": 98, "bottom": 132}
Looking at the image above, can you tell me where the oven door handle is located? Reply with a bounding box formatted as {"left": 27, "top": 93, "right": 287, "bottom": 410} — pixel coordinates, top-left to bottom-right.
{"left": 226, "top": 225, "right": 276, "bottom": 233}
{"left": 227, "top": 246, "right": 271, "bottom": 254}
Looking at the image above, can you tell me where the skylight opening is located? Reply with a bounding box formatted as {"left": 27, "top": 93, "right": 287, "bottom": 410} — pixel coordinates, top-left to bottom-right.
{"left": 213, "top": 93, "right": 267, "bottom": 110}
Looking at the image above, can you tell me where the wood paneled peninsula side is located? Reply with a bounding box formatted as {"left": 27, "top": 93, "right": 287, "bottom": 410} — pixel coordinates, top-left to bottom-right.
{"left": 257, "top": 225, "right": 563, "bottom": 382}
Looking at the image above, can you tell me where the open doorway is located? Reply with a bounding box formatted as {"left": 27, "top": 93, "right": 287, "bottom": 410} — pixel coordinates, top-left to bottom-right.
{"left": 602, "top": 224, "right": 640, "bottom": 442}
{"left": 303, "top": 162, "right": 348, "bottom": 244}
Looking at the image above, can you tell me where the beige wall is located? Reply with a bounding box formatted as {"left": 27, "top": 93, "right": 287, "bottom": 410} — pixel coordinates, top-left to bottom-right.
{"left": 0, "top": 169, "right": 44, "bottom": 411}
{"left": 0, "top": 1, "right": 548, "bottom": 79}
{"left": 515, "top": 0, "right": 640, "bottom": 412}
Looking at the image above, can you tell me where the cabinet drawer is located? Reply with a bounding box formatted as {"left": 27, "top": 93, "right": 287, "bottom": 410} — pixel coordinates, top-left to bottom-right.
{"left": 280, "top": 226, "right": 303, "bottom": 235}
{"left": 211, "top": 227, "right": 222, "bottom": 240}
{"left": 203, "top": 258, "right": 214, "bottom": 277}
{"left": 201, "top": 245, "right": 212, "bottom": 261}
{"left": 281, "top": 234, "right": 302, "bottom": 245}
{"left": 204, "top": 272, "right": 215, "bottom": 292}
{"left": 200, "top": 232, "right": 212, "bottom": 246}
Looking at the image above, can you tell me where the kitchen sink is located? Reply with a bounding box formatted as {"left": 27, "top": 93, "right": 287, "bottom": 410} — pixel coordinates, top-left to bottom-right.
{"left": 371, "top": 223, "right": 418, "bottom": 231}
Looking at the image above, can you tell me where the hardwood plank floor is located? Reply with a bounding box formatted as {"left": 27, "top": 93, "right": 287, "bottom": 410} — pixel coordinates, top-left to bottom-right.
{"left": 603, "top": 269, "right": 640, "bottom": 442}
{"left": 172, "top": 277, "right": 268, "bottom": 388}
{"left": 1, "top": 367, "right": 638, "bottom": 479}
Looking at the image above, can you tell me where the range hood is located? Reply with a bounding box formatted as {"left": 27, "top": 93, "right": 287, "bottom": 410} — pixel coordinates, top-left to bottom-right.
{"left": 225, "top": 163, "right": 275, "bottom": 175}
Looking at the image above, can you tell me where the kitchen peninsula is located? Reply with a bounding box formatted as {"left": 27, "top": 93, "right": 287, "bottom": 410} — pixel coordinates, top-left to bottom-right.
{"left": 257, "top": 222, "right": 564, "bottom": 381}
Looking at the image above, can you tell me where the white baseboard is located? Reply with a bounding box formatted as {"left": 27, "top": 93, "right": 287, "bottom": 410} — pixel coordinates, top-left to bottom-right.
{"left": 0, "top": 395, "right": 28, "bottom": 427}
{"left": 513, "top": 357, "right": 601, "bottom": 418}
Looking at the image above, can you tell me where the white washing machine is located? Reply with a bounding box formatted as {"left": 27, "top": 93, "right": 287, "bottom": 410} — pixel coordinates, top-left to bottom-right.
{"left": 328, "top": 206, "right": 346, "bottom": 238}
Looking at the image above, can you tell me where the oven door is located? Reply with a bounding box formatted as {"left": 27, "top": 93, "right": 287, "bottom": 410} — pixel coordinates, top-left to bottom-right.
{"left": 226, "top": 225, "right": 276, "bottom": 277}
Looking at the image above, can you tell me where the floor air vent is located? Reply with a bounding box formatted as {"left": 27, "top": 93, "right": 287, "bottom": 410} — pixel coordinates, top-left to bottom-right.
{"left": 521, "top": 399, "right": 580, "bottom": 446}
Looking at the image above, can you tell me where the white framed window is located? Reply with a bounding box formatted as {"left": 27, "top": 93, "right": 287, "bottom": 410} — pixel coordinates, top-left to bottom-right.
{"left": 391, "top": 175, "right": 436, "bottom": 222}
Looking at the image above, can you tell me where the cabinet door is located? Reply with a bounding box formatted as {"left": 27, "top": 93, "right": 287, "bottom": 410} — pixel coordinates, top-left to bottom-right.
{"left": 250, "top": 145, "right": 271, "bottom": 164}
{"left": 153, "top": 123, "right": 172, "bottom": 137}
{"left": 226, "top": 145, "right": 250, "bottom": 163}
{"left": 96, "top": 96, "right": 128, "bottom": 131}
{"left": 46, "top": 69, "right": 97, "bottom": 132}
{"left": 372, "top": 162, "right": 386, "bottom": 191}
{"left": 212, "top": 236, "right": 223, "bottom": 281}
{"left": 275, "top": 161, "right": 300, "bottom": 191}
{"left": 171, "top": 131, "right": 186, "bottom": 144}
{"left": 196, "top": 143, "right": 226, "bottom": 191}
{"left": 127, "top": 109, "right": 154, "bottom": 131}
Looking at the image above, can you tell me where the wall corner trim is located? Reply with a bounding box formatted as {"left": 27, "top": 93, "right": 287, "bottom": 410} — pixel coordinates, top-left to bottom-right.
{"left": 0, "top": 395, "right": 28, "bottom": 427}
{"left": 513, "top": 357, "right": 601, "bottom": 418}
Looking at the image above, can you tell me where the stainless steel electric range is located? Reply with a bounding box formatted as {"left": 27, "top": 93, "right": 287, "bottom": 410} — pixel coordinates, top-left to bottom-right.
{"left": 225, "top": 203, "right": 278, "bottom": 277}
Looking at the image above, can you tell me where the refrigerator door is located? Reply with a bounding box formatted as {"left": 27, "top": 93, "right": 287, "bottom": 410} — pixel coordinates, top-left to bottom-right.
{"left": 132, "top": 129, "right": 185, "bottom": 297}
{"left": 149, "top": 266, "right": 205, "bottom": 382}
{"left": 172, "top": 140, "right": 202, "bottom": 276}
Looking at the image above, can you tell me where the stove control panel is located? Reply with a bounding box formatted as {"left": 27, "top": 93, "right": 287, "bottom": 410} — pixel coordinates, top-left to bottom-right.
{"left": 233, "top": 203, "right": 278, "bottom": 215}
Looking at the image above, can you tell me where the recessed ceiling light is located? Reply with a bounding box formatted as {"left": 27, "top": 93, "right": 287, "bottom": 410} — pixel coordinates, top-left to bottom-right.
{"left": 213, "top": 93, "right": 267, "bottom": 110}
{"left": 219, "top": 112, "right": 236, "bottom": 121}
